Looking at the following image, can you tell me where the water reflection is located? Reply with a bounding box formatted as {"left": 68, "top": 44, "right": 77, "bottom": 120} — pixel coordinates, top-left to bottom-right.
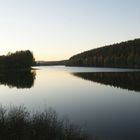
{"left": 0, "top": 70, "right": 36, "bottom": 89}
{"left": 72, "top": 72, "right": 140, "bottom": 92}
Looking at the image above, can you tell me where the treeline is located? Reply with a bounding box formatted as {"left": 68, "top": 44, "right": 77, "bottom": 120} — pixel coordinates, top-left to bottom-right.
{"left": 66, "top": 38, "right": 140, "bottom": 68}
{"left": 0, "top": 50, "right": 35, "bottom": 69}
{"left": 36, "top": 60, "right": 67, "bottom": 66}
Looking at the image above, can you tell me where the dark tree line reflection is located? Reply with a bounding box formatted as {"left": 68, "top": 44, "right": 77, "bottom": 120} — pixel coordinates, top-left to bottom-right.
{"left": 72, "top": 72, "right": 140, "bottom": 92}
{"left": 0, "top": 70, "right": 36, "bottom": 89}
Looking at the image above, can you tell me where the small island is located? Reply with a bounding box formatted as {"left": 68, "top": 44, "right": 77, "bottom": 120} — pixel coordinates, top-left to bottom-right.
{"left": 0, "top": 50, "right": 35, "bottom": 69}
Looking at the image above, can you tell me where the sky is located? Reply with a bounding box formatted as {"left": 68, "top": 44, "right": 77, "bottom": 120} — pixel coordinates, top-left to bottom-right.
{"left": 0, "top": 0, "right": 140, "bottom": 61}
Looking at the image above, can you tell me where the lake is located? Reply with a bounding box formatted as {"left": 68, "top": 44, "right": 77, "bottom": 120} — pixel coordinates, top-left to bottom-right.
{"left": 0, "top": 66, "right": 140, "bottom": 140}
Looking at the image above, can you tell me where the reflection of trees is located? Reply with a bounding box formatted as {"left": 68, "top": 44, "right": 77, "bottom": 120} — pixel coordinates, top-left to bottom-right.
{"left": 72, "top": 72, "right": 140, "bottom": 92}
{"left": 0, "top": 70, "right": 36, "bottom": 89}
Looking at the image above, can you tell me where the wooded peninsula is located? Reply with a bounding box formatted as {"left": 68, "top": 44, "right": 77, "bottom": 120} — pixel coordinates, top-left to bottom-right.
{"left": 66, "top": 38, "right": 140, "bottom": 68}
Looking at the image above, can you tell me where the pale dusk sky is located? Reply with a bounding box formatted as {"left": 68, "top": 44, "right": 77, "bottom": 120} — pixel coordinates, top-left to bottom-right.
{"left": 0, "top": 0, "right": 140, "bottom": 60}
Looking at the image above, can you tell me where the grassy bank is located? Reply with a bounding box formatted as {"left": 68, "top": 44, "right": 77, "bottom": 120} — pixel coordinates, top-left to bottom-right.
{"left": 0, "top": 105, "right": 88, "bottom": 140}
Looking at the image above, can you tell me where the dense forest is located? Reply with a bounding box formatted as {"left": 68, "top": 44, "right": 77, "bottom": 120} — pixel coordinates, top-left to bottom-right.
{"left": 0, "top": 50, "right": 35, "bottom": 69}
{"left": 66, "top": 38, "right": 140, "bottom": 68}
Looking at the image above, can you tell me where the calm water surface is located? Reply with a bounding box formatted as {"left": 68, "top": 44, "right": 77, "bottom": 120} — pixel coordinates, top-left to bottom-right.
{"left": 0, "top": 66, "right": 140, "bottom": 140}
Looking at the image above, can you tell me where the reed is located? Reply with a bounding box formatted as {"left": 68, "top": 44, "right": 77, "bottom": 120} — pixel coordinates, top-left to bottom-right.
{"left": 0, "top": 105, "right": 88, "bottom": 140}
